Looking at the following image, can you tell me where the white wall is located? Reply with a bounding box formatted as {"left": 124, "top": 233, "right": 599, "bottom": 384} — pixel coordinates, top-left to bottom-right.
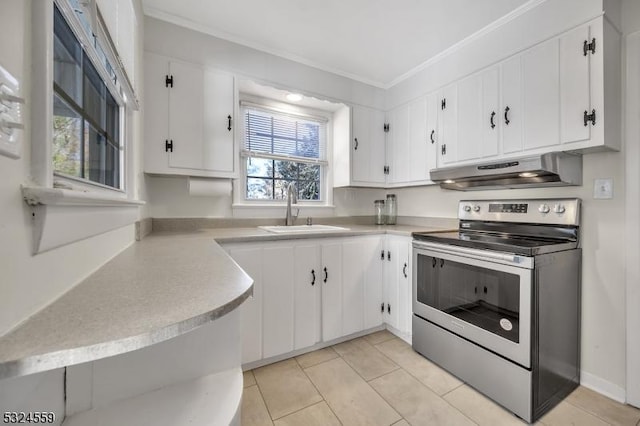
{"left": 0, "top": 0, "right": 144, "bottom": 421}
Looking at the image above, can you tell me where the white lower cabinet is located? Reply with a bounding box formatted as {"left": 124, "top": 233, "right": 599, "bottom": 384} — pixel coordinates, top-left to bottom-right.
{"left": 383, "top": 235, "right": 412, "bottom": 337}
{"left": 225, "top": 235, "right": 387, "bottom": 365}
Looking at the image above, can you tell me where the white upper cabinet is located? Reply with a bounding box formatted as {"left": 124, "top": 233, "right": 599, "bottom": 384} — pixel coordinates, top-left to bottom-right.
{"left": 481, "top": 67, "right": 500, "bottom": 158}
{"left": 386, "top": 104, "right": 411, "bottom": 184}
{"left": 350, "top": 106, "right": 386, "bottom": 185}
{"left": 560, "top": 25, "right": 591, "bottom": 145}
{"left": 408, "top": 96, "right": 430, "bottom": 182}
{"left": 522, "top": 38, "right": 561, "bottom": 151}
{"left": 437, "top": 83, "right": 458, "bottom": 166}
{"left": 144, "top": 53, "right": 237, "bottom": 178}
{"left": 456, "top": 74, "right": 483, "bottom": 162}
{"left": 501, "top": 55, "right": 524, "bottom": 154}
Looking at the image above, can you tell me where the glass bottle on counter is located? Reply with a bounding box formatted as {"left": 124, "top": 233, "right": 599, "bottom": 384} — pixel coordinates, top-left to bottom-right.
{"left": 386, "top": 194, "right": 397, "bottom": 225}
{"left": 374, "top": 199, "right": 385, "bottom": 225}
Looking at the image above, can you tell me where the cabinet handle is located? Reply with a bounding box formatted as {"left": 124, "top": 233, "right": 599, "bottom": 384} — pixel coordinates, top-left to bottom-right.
{"left": 323, "top": 267, "right": 328, "bottom": 283}
{"left": 381, "top": 250, "right": 385, "bottom": 260}
{"left": 387, "top": 251, "right": 391, "bottom": 261}
{"left": 387, "top": 304, "right": 391, "bottom": 314}
{"left": 311, "top": 269, "right": 316, "bottom": 286}
{"left": 402, "top": 262, "right": 408, "bottom": 278}
{"left": 354, "top": 138, "right": 359, "bottom": 150}
{"left": 490, "top": 111, "right": 496, "bottom": 129}
{"left": 227, "top": 115, "right": 232, "bottom": 132}
{"left": 381, "top": 302, "right": 385, "bottom": 313}
{"left": 440, "top": 258, "right": 445, "bottom": 268}
{"left": 432, "top": 257, "right": 437, "bottom": 268}
{"left": 430, "top": 129, "right": 435, "bottom": 144}
{"left": 504, "top": 106, "right": 510, "bottom": 125}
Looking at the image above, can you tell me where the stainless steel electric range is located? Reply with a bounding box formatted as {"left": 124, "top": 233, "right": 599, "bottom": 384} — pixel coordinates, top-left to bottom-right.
{"left": 411, "top": 198, "right": 581, "bottom": 423}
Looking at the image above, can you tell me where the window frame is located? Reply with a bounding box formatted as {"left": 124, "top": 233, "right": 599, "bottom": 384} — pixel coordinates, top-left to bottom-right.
{"left": 237, "top": 99, "right": 333, "bottom": 207}
{"left": 52, "top": 1, "right": 126, "bottom": 192}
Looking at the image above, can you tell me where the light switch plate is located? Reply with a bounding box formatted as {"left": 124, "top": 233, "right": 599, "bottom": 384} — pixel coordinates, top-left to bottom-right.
{"left": 593, "top": 178, "right": 613, "bottom": 199}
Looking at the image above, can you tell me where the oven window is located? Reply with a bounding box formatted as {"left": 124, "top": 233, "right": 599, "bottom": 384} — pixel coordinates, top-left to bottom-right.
{"left": 416, "top": 254, "right": 520, "bottom": 343}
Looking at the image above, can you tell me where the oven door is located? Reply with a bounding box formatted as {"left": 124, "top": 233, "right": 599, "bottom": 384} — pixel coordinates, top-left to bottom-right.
{"left": 412, "top": 240, "right": 533, "bottom": 368}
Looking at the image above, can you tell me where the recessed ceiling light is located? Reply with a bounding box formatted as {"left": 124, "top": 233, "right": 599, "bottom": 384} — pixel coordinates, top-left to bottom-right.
{"left": 444, "top": 179, "right": 455, "bottom": 184}
{"left": 519, "top": 172, "right": 538, "bottom": 178}
{"left": 286, "top": 93, "right": 303, "bottom": 102}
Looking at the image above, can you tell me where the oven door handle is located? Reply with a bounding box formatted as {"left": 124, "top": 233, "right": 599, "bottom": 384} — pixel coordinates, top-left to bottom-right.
{"left": 412, "top": 240, "right": 525, "bottom": 265}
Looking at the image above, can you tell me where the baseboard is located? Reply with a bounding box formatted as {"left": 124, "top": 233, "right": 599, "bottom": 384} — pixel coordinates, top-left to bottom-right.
{"left": 385, "top": 325, "right": 411, "bottom": 345}
{"left": 580, "top": 370, "right": 626, "bottom": 403}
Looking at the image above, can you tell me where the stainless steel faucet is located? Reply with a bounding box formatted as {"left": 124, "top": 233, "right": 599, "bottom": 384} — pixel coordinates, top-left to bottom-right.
{"left": 285, "top": 182, "right": 299, "bottom": 226}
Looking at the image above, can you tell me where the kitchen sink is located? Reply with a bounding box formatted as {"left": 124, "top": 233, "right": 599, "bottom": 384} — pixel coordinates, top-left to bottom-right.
{"left": 259, "top": 225, "right": 350, "bottom": 234}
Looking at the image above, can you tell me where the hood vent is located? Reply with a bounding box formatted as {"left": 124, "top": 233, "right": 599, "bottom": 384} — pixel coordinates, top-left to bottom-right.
{"left": 430, "top": 152, "right": 582, "bottom": 191}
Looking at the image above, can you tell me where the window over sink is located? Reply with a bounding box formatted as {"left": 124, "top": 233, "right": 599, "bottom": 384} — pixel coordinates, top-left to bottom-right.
{"left": 240, "top": 103, "right": 328, "bottom": 202}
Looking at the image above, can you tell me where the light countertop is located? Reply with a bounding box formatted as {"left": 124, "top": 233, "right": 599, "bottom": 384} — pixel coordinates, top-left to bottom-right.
{"left": 0, "top": 222, "right": 454, "bottom": 380}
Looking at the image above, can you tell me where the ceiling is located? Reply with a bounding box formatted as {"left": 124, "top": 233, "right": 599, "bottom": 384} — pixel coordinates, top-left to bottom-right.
{"left": 142, "top": 0, "right": 530, "bottom": 88}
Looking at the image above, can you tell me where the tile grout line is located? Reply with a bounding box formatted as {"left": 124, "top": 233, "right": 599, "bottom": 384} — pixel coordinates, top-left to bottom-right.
{"left": 249, "top": 371, "right": 276, "bottom": 425}
{"left": 295, "top": 357, "right": 345, "bottom": 426}
{"left": 440, "top": 381, "right": 465, "bottom": 398}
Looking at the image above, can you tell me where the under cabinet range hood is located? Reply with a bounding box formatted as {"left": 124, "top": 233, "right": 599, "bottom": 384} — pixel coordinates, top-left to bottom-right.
{"left": 430, "top": 152, "right": 582, "bottom": 191}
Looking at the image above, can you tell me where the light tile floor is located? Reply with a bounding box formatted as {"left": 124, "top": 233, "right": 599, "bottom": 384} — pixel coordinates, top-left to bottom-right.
{"left": 242, "top": 330, "right": 640, "bottom": 426}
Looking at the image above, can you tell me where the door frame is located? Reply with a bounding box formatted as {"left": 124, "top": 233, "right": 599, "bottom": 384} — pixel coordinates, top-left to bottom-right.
{"left": 625, "top": 31, "right": 640, "bottom": 408}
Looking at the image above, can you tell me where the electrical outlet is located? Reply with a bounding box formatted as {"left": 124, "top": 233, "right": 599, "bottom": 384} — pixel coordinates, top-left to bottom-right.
{"left": 593, "top": 178, "right": 613, "bottom": 199}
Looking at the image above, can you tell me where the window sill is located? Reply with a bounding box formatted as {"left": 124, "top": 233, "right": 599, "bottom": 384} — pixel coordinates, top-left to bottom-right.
{"left": 21, "top": 185, "right": 145, "bottom": 254}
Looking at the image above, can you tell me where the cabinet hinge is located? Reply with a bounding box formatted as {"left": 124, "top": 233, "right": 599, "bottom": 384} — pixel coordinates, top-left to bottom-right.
{"left": 383, "top": 123, "right": 390, "bottom": 133}
{"left": 441, "top": 98, "right": 446, "bottom": 110}
{"left": 165, "top": 75, "right": 173, "bottom": 88}
{"left": 583, "top": 38, "right": 596, "bottom": 56}
{"left": 165, "top": 139, "right": 173, "bottom": 152}
{"left": 441, "top": 144, "right": 447, "bottom": 156}
{"left": 584, "top": 109, "right": 596, "bottom": 126}
{"left": 381, "top": 302, "right": 385, "bottom": 313}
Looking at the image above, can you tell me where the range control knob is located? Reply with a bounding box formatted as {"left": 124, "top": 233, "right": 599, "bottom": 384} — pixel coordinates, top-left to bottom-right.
{"left": 463, "top": 205, "right": 472, "bottom": 212}
{"left": 554, "top": 204, "right": 566, "bottom": 214}
{"left": 473, "top": 205, "right": 481, "bottom": 212}
{"left": 538, "top": 204, "right": 550, "bottom": 214}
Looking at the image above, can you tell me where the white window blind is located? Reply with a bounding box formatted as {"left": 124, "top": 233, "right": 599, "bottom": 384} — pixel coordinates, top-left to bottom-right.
{"left": 241, "top": 103, "right": 328, "bottom": 165}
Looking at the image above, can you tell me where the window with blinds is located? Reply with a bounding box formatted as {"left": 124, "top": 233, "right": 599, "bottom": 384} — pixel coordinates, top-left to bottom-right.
{"left": 242, "top": 105, "right": 327, "bottom": 201}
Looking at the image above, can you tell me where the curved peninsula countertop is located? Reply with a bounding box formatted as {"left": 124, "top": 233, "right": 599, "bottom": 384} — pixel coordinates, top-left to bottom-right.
{"left": 0, "top": 233, "right": 254, "bottom": 379}
{"left": 0, "top": 221, "right": 455, "bottom": 380}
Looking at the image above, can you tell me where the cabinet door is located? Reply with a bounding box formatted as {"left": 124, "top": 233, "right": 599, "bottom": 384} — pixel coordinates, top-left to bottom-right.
{"left": 457, "top": 74, "right": 483, "bottom": 162}
{"left": 501, "top": 55, "right": 523, "bottom": 154}
{"left": 321, "top": 242, "right": 343, "bottom": 341}
{"left": 203, "top": 70, "right": 235, "bottom": 173}
{"left": 438, "top": 84, "right": 458, "bottom": 165}
{"left": 143, "top": 53, "right": 170, "bottom": 173}
{"left": 383, "top": 240, "right": 400, "bottom": 330}
{"left": 167, "top": 60, "right": 205, "bottom": 170}
{"left": 228, "top": 246, "right": 263, "bottom": 365}
{"left": 387, "top": 105, "right": 410, "bottom": 184}
{"left": 426, "top": 92, "right": 439, "bottom": 179}
{"left": 342, "top": 240, "right": 366, "bottom": 335}
{"left": 408, "top": 96, "right": 429, "bottom": 182}
{"left": 167, "top": 61, "right": 235, "bottom": 173}
{"left": 363, "top": 237, "right": 385, "bottom": 329}
{"left": 396, "top": 239, "right": 411, "bottom": 336}
{"left": 560, "top": 24, "right": 591, "bottom": 145}
{"left": 262, "top": 245, "right": 295, "bottom": 358}
{"left": 481, "top": 66, "right": 500, "bottom": 158}
{"left": 352, "top": 106, "right": 386, "bottom": 185}
{"left": 522, "top": 39, "right": 561, "bottom": 150}
{"left": 294, "top": 244, "right": 321, "bottom": 350}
